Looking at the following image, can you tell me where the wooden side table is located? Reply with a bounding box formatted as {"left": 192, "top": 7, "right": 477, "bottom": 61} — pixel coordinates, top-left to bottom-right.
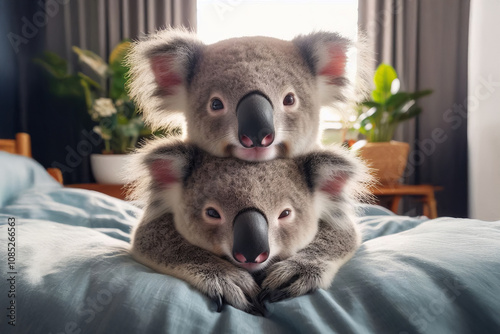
{"left": 370, "top": 184, "right": 442, "bottom": 218}
{"left": 66, "top": 184, "right": 127, "bottom": 201}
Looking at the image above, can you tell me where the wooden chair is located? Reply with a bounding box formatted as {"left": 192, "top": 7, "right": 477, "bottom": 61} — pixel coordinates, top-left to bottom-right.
{"left": 0, "top": 132, "right": 63, "bottom": 184}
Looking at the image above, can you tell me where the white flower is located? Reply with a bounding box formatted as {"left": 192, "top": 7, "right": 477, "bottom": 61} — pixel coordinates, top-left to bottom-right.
{"left": 93, "top": 98, "right": 117, "bottom": 118}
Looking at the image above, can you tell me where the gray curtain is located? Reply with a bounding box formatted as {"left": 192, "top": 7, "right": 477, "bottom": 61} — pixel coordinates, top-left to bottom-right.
{"left": 358, "top": 0, "right": 470, "bottom": 217}
{"left": 46, "top": 0, "right": 197, "bottom": 69}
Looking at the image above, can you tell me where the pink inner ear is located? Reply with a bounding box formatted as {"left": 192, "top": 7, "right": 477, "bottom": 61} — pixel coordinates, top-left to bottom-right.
{"left": 150, "top": 160, "right": 179, "bottom": 186}
{"left": 151, "top": 56, "right": 183, "bottom": 94}
{"left": 319, "top": 46, "right": 347, "bottom": 81}
{"left": 320, "top": 173, "right": 348, "bottom": 196}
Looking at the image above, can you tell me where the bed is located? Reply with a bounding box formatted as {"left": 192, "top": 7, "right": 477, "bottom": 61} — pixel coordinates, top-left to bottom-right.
{"left": 1, "top": 151, "right": 499, "bottom": 333}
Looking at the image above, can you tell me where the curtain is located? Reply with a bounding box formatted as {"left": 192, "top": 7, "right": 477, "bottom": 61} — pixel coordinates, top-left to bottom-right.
{"left": 358, "top": 0, "right": 470, "bottom": 217}
{"left": 0, "top": 1, "right": 20, "bottom": 140}
{"left": 46, "top": 0, "right": 197, "bottom": 69}
{"left": 2, "top": 0, "right": 196, "bottom": 184}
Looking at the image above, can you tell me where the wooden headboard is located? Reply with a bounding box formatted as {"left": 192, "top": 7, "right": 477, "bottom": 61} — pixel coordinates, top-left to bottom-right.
{"left": 0, "top": 132, "right": 63, "bottom": 184}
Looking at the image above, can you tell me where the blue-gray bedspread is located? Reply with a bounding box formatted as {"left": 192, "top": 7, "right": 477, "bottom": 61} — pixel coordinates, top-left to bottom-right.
{"left": 1, "top": 152, "right": 499, "bottom": 334}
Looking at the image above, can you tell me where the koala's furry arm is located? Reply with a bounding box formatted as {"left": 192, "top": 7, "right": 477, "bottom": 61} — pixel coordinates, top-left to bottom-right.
{"left": 257, "top": 149, "right": 368, "bottom": 303}
{"left": 259, "top": 218, "right": 360, "bottom": 303}
{"left": 132, "top": 213, "right": 264, "bottom": 315}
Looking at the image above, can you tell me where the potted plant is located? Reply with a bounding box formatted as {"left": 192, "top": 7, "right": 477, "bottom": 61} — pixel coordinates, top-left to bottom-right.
{"left": 352, "top": 63, "right": 432, "bottom": 184}
{"left": 36, "top": 42, "right": 179, "bottom": 184}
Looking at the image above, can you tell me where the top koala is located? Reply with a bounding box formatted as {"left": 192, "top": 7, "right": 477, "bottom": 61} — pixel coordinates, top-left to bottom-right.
{"left": 128, "top": 29, "right": 360, "bottom": 161}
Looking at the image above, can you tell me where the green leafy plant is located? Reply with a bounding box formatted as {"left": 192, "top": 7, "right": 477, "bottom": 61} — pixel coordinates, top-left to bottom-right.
{"left": 356, "top": 63, "right": 432, "bottom": 142}
{"left": 33, "top": 51, "right": 99, "bottom": 100}
{"left": 35, "top": 42, "right": 179, "bottom": 154}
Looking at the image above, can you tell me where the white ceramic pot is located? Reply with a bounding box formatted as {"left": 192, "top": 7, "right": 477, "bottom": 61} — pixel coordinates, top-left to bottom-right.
{"left": 90, "top": 154, "right": 129, "bottom": 184}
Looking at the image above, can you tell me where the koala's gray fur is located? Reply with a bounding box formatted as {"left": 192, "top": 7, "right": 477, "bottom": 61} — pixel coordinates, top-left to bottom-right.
{"left": 125, "top": 138, "right": 370, "bottom": 314}
{"left": 127, "top": 29, "right": 369, "bottom": 161}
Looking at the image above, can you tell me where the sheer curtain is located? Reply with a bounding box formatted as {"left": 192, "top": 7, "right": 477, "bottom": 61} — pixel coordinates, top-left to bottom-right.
{"left": 358, "top": 0, "right": 470, "bottom": 217}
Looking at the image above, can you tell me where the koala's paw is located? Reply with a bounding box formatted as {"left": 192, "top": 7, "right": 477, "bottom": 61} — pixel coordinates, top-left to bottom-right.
{"left": 201, "top": 265, "right": 265, "bottom": 315}
{"left": 259, "top": 258, "right": 331, "bottom": 303}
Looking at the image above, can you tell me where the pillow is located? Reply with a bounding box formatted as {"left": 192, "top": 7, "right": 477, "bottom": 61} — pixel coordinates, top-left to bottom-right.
{"left": 356, "top": 203, "right": 395, "bottom": 217}
{"left": 0, "top": 152, "right": 61, "bottom": 208}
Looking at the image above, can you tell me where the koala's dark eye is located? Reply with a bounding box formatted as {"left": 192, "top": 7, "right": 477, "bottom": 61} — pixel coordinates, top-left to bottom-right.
{"left": 283, "top": 93, "right": 295, "bottom": 106}
{"left": 210, "top": 98, "right": 224, "bottom": 111}
{"left": 206, "top": 207, "right": 221, "bottom": 219}
{"left": 279, "top": 209, "right": 291, "bottom": 219}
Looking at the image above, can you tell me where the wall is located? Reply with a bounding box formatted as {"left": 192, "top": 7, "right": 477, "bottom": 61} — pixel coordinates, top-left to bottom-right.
{"left": 468, "top": 0, "right": 500, "bottom": 220}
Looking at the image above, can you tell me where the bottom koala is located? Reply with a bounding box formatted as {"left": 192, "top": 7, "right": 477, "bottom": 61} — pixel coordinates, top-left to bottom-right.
{"left": 126, "top": 138, "right": 368, "bottom": 315}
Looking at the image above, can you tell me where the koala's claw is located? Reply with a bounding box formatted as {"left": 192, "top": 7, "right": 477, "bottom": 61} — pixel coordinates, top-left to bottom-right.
{"left": 260, "top": 259, "right": 324, "bottom": 303}
{"left": 202, "top": 264, "right": 265, "bottom": 315}
{"left": 248, "top": 300, "right": 268, "bottom": 317}
{"left": 212, "top": 293, "right": 265, "bottom": 315}
{"left": 259, "top": 285, "right": 317, "bottom": 304}
{"left": 259, "top": 289, "right": 291, "bottom": 304}
{"left": 213, "top": 295, "right": 224, "bottom": 312}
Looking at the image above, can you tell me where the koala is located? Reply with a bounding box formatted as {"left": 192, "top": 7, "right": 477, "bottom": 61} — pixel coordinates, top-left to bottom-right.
{"left": 126, "top": 138, "right": 369, "bottom": 315}
{"left": 127, "top": 29, "right": 367, "bottom": 161}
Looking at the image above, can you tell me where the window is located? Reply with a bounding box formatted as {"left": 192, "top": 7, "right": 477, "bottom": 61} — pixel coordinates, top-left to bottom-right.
{"left": 197, "top": 0, "right": 358, "bottom": 43}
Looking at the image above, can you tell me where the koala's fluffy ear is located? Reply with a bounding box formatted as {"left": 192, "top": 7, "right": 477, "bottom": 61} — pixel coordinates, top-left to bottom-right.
{"left": 297, "top": 147, "right": 370, "bottom": 200}
{"left": 145, "top": 142, "right": 198, "bottom": 187}
{"left": 127, "top": 28, "right": 205, "bottom": 130}
{"left": 293, "top": 32, "right": 356, "bottom": 106}
{"left": 124, "top": 138, "right": 199, "bottom": 202}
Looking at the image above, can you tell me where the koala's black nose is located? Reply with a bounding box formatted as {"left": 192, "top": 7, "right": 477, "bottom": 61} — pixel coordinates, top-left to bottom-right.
{"left": 233, "top": 209, "right": 270, "bottom": 264}
{"left": 236, "top": 92, "right": 275, "bottom": 148}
